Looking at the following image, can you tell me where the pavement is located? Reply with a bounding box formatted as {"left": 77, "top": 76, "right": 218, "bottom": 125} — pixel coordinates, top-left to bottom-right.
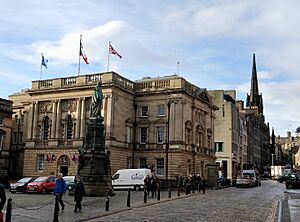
{"left": 2, "top": 180, "right": 299, "bottom": 222}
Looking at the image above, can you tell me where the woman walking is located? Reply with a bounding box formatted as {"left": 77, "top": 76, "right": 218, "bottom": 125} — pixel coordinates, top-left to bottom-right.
{"left": 74, "top": 175, "right": 85, "bottom": 213}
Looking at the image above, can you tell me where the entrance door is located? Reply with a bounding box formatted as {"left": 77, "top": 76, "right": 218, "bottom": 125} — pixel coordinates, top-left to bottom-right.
{"left": 60, "top": 166, "right": 68, "bottom": 176}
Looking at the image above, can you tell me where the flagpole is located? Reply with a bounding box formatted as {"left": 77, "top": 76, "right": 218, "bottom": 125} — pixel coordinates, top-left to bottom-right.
{"left": 40, "top": 53, "right": 43, "bottom": 79}
{"left": 107, "top": 41, "right": 111, "bottom": 72}
{"left": 78, "top": 35, "right": 82, "bottom": 76}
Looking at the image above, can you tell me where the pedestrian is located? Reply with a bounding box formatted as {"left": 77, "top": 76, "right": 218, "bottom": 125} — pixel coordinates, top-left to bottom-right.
{"left": 202, "top": 177, "right": 207, "bottom": 194}
{"left": 54, "top": 173, "right": 67, "bottom": 211}
{"left": 0, "top": 183, "right": 6, "bottom": 222}
{"left": 74, "top": 175, "right": 85, "bottom": 213}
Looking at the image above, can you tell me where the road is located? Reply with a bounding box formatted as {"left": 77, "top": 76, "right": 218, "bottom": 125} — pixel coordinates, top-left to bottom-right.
{"left": 4, "top": 180, "right": 287, "bottom": 221}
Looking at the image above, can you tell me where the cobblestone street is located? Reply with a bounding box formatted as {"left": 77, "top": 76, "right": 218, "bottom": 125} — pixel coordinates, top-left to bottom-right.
{"left": 3, "top": 180, "right": 287, "bottom": 222}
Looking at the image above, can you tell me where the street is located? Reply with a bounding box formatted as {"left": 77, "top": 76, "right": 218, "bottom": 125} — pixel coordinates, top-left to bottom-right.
{"left": 3, "top": 180, "right": 291, "bottom": 222}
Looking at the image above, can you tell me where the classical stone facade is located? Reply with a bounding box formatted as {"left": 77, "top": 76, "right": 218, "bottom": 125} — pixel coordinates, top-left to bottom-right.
{"left": 9, "top": 72, "right": 217, "bottom": 181}
{"left": 0, "top": 98, "right": 13, "bottom": 184}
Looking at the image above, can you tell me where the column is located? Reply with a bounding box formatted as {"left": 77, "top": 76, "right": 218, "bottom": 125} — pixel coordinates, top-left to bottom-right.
{"left": 55, "top": 100, "right": 61, "bottom": 139}
{"left": 106, "top": 95, "right": 115, "bottom": 138}
{"left": 51, "top": 101, "right": 57, "bottom": 139}
{"left": 27, "top": 104, "right": 34, "bottom": 140}
{"left": 75, "top": 98, "right": 81, "bottom": 138}
{"left": 32, "top": 102, "right": 39, "bottom": 139}
{"left": 23, "top": 110, "right": 28, "bottom": 141}
{"left": 80, "top": 98, "right": 86, "bottom": 138}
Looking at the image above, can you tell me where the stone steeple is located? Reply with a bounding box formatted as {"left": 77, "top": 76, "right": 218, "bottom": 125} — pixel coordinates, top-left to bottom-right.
{"left": 246, "top": 54, "right": 263, "bottom": 114}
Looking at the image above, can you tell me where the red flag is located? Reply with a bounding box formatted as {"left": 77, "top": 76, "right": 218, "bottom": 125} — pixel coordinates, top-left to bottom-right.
{"left": 80, "top": 41, "right": 89, "bottom": 64}
{"left": 109, "top": 43, "right": 122, "bottom": 59}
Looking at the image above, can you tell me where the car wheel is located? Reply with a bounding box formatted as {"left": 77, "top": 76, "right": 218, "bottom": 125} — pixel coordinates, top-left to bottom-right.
{"left": 41, "top": 188, "right": 47, "bottom": 194}
{"left": 10, "top": 191, "right": 16, "bottom": 194}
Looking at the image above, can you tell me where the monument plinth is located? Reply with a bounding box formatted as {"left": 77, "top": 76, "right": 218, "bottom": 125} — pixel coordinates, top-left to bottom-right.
{"left": 78, "top": 82, "right": 113, "bottom": 196}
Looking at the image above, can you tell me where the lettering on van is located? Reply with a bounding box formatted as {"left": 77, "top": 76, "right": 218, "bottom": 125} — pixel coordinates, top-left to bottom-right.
{"left": 131, "top": 173, "right": 144, "bottom": 180}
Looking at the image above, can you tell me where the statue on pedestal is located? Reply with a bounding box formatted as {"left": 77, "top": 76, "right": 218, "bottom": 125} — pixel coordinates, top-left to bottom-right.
{"left": 90, "top": 82, "right": 103, "bottom": 118}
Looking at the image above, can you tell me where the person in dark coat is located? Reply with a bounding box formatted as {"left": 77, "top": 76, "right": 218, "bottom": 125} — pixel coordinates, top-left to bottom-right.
{"left": 0, "top": 183, "right": 6, "bottom": 222}
{"left": 54, "top": 173, "right": 67, "bottom": 211}
{"left": 74, "top": 175, "right": 85, "bottom": 213}
{"left": 202, "top": 177, "right": 207, "bottom": 194}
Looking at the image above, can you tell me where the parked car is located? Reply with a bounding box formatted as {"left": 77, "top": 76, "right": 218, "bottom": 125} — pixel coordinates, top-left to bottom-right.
{"left": 63, "top": 176, "right": 75, "bottom": 190}
{"left": 26, "top": 176, "right": 56, "bottom": 193}
{"left": 9, "top": 177, "right": 37, "bottom": 193}
{"left": 236, "top": 174, "right": 255, "bottom": 188}
{"left": 285, "top": 173, "right": 300, "bottom": 189}
{"left": 277, "top": 174, "right": 291, "bottom": 183}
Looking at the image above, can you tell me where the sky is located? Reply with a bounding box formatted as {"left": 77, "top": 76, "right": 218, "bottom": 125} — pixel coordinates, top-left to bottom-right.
{"left": 1, "top": 0, "right": 300, "bottom": 136}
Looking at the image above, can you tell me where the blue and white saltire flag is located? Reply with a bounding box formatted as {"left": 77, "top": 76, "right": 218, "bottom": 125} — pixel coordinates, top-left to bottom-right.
{"left": 41, "top": 54, "right": 48, "bottom": 68}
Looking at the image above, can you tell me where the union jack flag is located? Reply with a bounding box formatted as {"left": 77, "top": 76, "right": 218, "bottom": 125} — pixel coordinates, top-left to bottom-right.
{"left": 109, "top": 43, "right": 122, "bottom": 59}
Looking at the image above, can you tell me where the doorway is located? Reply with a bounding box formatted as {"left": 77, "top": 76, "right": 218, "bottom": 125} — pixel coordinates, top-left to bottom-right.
{"left": 60, "top": 166, "right": 68, "bottom": 176}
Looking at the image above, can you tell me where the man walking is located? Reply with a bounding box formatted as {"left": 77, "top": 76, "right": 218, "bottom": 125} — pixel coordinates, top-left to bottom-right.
{"left": 54, "top": 173, "right": 67, "bottom": 211}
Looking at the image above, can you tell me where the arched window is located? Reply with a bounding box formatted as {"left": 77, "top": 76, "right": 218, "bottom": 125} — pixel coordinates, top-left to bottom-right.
{"left": 43, "top": 116, "right": 49, "bottom": 140}
{"left": 66, "top": 115, "right": 73, "bottom": 139}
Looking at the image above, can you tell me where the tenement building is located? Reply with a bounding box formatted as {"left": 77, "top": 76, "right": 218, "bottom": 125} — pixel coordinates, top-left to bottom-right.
{"left": 9, "top": 72, "right": 217, "bottom": 181}
{"left": 0, "top": 98, "right": 13, "bottom": 184}
{"left": 208, "top": 90, "right": 241, "bottom": 182}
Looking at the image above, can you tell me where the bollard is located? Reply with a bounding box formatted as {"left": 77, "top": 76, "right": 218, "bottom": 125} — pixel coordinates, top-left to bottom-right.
{"left": 53, "top": 195, "right": 59, "bottom": 222}
{"left": 127, "top": 188, "right": 131, "bottom": 207}
{"left": 177, "top": 187, "right": 180, "bottom": 197}
{"left": 192, "top": 183, "right": 195, "bottom": 194}
{"left": 168, "top": 184, "right": 171, "bottom": 198}
{"left": 105, "top": 191, "right": 110, "bottom": 211}
{"left": 5, "top": 198, "right": 12, "bottom": 222}
{"left": 157, "top": 186, "right": 160, "bottom": 201}
{"left": 143, "top": 188, "right": 147, "bottom": 203}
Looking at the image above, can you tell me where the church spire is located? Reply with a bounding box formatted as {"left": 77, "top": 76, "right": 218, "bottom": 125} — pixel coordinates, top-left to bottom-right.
{"left": 250, "top": 53, "right": 259, "bottom": 102}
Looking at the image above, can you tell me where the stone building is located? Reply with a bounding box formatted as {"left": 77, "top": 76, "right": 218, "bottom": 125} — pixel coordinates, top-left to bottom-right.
{"left": 208, "top": 90, "right": 241, "bottom": 181}
{"left": 0, "top": 98, "right": 13, "bottom": 184}
{"left": 240, "top": 54, "right": 270, "bottom": 172}
{"left": 9, "top": 72, "right": 217, "bottom": 180}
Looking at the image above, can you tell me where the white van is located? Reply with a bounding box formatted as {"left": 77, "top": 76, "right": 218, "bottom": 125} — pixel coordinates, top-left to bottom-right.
{"left": 112, "top": 168, "right": 151, "bottom": 191}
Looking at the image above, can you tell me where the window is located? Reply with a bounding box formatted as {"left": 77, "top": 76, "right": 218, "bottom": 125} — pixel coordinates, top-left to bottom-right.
{"left": 0, "top": 134, "right": 4, "bottom": 151}
{"left": 13, "top": 132, "right": 18, "bottom": 144}
{"left": 157, "top": 127, "right": 164, "bottom": 144}
{"left": 140, "top": 127, "right": 148, "bottom": 144}
{"left": 207, "top": 135, "right": 211, "bottom": 149}
{"left": 157, "top": 104, "right": 165, "bottom": 116}
{"left": 43, "top": 116, "right": 49, "bottom": 140}
{"left": 126, "top": 126, "right": 133, "bottom": 143}
{"left": 36, "top": 155, "right": 44, "bottom": 171}
{"left": 0, "top": 117, "right": 3, "bottom": 125}
{"left": 141, "top": 106, "right": 148, "bottom": 117}
{"left": 139, "top": 158, "right": 147, "bottom": 168}
{"left": 215, "top": 142, "right": 224, "bottom": 152}
{"left": 127, "top": 157, "right": 132, "bottom": 169}
{"left": 66, "top": 115, "right": 73, "bottom": 139}
{"left": 156, "top": 159, "right": 164, "bottom": 175}
{"left": 18, "top": 132, "right": 23, "bottom": 144}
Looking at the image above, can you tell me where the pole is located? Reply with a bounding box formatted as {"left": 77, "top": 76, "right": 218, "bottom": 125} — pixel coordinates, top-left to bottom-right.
{"left": 5, "top": 198, "right": 12, "bottom": 222}
{"left": 40, "top": 53, "right": 43, "bottom": 80}
{"left": 166, "top": 102, "right": 171, "bottom": 182}
{"left": 78, "top": 35, "right": 82, "bottom": 76}
{"left": 126, "top": 188, "right": 131, "bottom": 207}
{"left": 107, "top": 41, "right": 111, "bottom": 72}
{"left": 53, "top": 195, "right": 59, "bottom": 222}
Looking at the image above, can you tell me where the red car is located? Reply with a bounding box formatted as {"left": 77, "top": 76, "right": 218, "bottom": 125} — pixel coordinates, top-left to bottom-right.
{"left": 26, "top": 176, "right": 56, "bottom": 193}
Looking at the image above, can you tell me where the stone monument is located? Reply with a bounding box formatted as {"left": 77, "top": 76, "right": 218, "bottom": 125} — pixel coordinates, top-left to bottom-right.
{"left": 78, "top": 81, "right": 113, "bottom": 196}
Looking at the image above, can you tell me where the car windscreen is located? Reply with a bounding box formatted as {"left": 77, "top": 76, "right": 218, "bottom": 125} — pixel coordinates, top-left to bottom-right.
{"left": 34, "top": 177, "right": 48, "bottom": 182}
{"left": 63, "top": 177, "right": 75, "bottom": 182}
{"left": 112, "top": 174, "right": 119, "bottom": 180}
{"left": 18, "top": 177, "right": 32, "bottom": 183}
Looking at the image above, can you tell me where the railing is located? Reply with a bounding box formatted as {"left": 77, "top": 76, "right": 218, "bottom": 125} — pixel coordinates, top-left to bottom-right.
{"left": 40, "top": 80, "right": 53, "bottom": 88}
{"left": 87, "top": 74, "right": 101, "bottom": 83}
{"left": 63, "top": 77, "right": 77, "bottom": 86}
